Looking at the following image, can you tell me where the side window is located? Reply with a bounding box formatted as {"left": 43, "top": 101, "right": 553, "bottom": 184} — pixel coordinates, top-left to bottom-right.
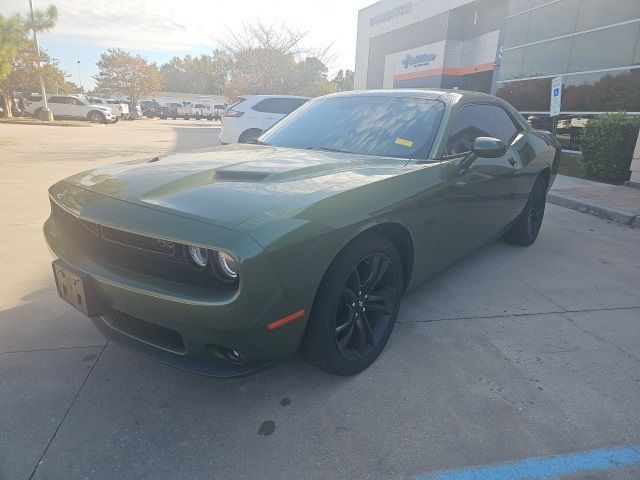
{"left": 445, "top": 105, "right": 503, "bottom": 155}
{"left": 70, "top": 98, "right": 84, "bottom": 105}
{"left": 493, "top": 106, "right": 521, "bottom": 144}
{"left": 253, "top": 98, "right": 307, "bottom": 115}
{"left": 48, "top": 96, "right": 65, "bottom": 104}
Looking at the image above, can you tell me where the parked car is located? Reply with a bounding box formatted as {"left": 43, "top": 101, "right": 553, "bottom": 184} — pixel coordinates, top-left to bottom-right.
{"left": 219, "top": 95, "right": 309, "bottom": 143}
{"left": 163, "top": 102, "right": 183, "bottom": 119}
{"left": 140, "top": 100, "right": 162, "bottom": 118}
{"left": 128, "top": 102, "right": 144, "bottom": 119}
{"left": 24, "top": 94, "right": 116, "bottom": 123}
{"left": 192, "top": 103, "right": 217, "bottom": 120}
{"left": 45, "top": 89, "right": 559, "bottom": 377}
{"left": 105, "top": 99, "right": 130, "bottom": 119}
{"left": 87, "top": 97, "right": 126, "bottom": 120}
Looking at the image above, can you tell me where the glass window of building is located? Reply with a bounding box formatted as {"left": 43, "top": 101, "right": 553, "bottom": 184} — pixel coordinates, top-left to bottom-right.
{"left": 507, "top": 0, "right": 532, "bottom": 16}
{"left": 503, "top": 12, "right": 530, "bottom": 48}
{"left": 496, "top": 77, "right": 551, "bottom": 112}
{"left": 526, "top": 0, "right": 580, "bottom": 44}
{"left": 499, "top": 48, "right": 525, "bottom": 80}
{"left": 575, "top": 0, "right": 640, "bottom": 32}
{"left": 521, "top": 37, "right": 572, "bottom": 77}
{"left": 568, "top": 23, "right": 640, "bottom": 73}
{"left": 563, "top": 69, "right": 640, "bottom": 112}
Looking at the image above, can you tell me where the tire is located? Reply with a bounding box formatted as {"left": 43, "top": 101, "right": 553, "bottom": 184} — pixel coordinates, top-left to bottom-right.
{"left": 238, "top": 129, "right": 263, "bottom": 144}
{"left": 88, "top": 111, "right": 105, "bottom": 124}
{"left": 299, "top": 233, "right": 404, "bottom": 376}
{"left": 503, "top": 174, "right": 548, "bottom": 246}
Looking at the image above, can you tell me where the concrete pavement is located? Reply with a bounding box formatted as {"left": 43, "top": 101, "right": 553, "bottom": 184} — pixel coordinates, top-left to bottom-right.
{"left": 1, "top": 121, "right": 639, "bottom": 479}
{"left": 549, "top": 175, "right": 640, "bottom": 228}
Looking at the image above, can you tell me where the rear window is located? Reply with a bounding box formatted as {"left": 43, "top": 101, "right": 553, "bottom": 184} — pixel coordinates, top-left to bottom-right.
{"left": 194, "top": 104, "right": 207, "bottom": 108}
{"left": 226, "top": 98, "right": 246, "bottom": 110}
{"left": 252, "top": 97, "right": 308, "bottom": 115}
{"left": 48, "top": 96, "right": 67, "bottom": 104}
{"left": 214, "top": 104, "right": 226, "bottom": 109}
{"left": 27, "top": 95, "right": 42, "bottom": 102}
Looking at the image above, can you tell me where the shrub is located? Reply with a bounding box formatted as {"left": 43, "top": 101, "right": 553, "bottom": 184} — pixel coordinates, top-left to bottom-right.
{"left": 579, "top": 113, "right": 640, "bottom": 184}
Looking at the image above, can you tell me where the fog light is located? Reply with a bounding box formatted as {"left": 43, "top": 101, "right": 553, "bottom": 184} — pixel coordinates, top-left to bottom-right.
{"left": 224, "top": 348, "right": 242, "bottom": 364}
{"left": 187, "top": 245, "right": 209, "bottom": 268}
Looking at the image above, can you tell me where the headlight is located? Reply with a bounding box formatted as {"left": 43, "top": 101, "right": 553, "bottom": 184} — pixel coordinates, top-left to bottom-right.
{"left": 187, "top": 245, "right": 209, "bottom": 268}
{"left": 215, "top": 251, "right": 238, "bottom": 280}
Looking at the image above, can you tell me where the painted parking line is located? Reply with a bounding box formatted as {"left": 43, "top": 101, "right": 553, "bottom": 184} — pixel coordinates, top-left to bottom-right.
{"left": 414, "top": 444, "right": 640, "bottom": 480}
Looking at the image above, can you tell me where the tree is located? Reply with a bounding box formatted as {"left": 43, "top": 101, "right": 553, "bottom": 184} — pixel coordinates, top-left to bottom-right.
{"left": 94, "top": 48, "right": 162, "bottom": 104}
{"left": 4, "top": 45, "right": 68, "bottom": 94}
{"left": 219, "top": 21, "right": 337, "bottom": 100}
{"left": 331, "top": 69, "right": 355, "bottom": 92}
{"left": 160, "top": 50, "right": 232, "bottom": 94}
{"left": 0, "top": 4, "right": 58, "bottom": 117}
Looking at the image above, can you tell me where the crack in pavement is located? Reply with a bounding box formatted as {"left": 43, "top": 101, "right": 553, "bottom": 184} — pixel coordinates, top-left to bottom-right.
{"left": 397, "top": 305, "right": 640, "bottom": 324}
{"left": 27, "top": 341, "right": 108, "bottom": 480}
{"left": 0, "top": 344, "right": 106, "bottom": 355}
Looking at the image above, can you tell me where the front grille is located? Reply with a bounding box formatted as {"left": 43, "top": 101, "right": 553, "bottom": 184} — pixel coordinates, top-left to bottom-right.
{"left": 104, "top": 308, "right": 185, "bottom": 353}
{"left": 49, "top": 199, "right": 236, "bottom": 292}
{"left": 101, "top": 225, "right": 176, "bottom": 256}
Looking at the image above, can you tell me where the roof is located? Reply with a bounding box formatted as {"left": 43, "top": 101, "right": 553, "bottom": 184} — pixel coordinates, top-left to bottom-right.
{"left": 322, "top": 88, "right": 502, "bottom": 105}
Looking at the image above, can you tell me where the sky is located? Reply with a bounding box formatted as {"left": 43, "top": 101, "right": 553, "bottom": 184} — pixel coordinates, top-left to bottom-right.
{"left": 5, "top": 0, "right": 373, "bottom": 90}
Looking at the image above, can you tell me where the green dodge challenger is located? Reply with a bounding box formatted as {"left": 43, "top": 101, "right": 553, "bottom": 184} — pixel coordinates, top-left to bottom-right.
{"left": 45, "top": 90, "right": 560, "bottom": 377}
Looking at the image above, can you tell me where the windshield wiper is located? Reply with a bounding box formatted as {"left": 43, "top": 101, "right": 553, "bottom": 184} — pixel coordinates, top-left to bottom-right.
{"left": 305, "top": 146, "right": 352, "bottom": 154}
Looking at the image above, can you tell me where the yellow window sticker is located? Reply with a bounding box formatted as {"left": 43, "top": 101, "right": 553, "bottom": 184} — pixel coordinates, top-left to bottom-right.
{"left": 394, "top": 137, "right": 413, "bottom": 148}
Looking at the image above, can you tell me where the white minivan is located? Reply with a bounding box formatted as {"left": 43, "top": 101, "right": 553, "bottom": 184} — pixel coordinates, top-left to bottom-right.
{"left": 219, "top": 95, "right": 309, "bottom": 144}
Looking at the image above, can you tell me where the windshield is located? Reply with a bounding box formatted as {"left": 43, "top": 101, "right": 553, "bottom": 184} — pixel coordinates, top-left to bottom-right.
{"left": 259, "top": 96, "right": 445, "bottom": 159}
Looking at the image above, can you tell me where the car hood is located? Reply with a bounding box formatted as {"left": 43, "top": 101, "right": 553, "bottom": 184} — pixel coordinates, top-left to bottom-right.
{"left": 62, "top": 144, "right": 409, "bottom": 229}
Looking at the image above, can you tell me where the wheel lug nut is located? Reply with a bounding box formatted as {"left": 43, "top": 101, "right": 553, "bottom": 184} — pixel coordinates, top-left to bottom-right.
{"left": 351, "top": 302, "right": 356, "bottom": 307}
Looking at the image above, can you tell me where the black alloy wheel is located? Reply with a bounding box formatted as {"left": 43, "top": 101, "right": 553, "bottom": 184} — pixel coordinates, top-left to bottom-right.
{"left": 299, "top": 233, "right": 404, "bottom": 375}
{"left": 335, "top": 253, "right": 398, "bottom": 361}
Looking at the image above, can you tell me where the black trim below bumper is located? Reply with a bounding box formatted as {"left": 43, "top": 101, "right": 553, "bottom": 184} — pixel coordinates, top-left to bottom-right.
{"left": 90, "top": 317, "right": 288, "bottom": 378}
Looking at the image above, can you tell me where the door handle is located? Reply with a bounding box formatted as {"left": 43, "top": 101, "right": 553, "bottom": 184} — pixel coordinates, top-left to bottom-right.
{"left": 508, "top": 158, "right": 517, "bottom": 166}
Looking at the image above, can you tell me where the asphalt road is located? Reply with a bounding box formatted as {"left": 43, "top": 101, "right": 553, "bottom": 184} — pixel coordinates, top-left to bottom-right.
{"left": 1, "top": 119, "right": 639, "bottom": 480}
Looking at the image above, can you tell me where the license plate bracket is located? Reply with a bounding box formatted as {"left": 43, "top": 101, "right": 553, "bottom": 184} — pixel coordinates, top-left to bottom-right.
{"left": 52, "top": 260, "right": 105, "bottom": 317}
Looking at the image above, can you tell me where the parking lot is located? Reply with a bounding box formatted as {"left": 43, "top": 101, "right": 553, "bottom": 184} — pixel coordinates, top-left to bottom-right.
{"left": 1, "top": 119, "right": 639, "bottom": 479}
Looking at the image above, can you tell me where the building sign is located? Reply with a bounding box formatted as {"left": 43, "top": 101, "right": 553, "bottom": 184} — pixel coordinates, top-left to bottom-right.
{"left": 550, "top": 76, "right": 562, "bottom": 117}
{"left": 370, "top": 1, "right": 412, "bottom": 27}
{"left": 402, "top": 53, "right": 437, "bottom": 69}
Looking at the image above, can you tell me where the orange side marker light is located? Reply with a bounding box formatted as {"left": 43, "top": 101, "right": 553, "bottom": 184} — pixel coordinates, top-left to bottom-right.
{"left": 267, "top": 309, "right": 305, "bottom": 330}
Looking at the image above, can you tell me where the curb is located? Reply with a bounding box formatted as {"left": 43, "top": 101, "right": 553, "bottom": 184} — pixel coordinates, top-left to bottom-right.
{"left": 548, "top": 192, "right": 640, "bottom": 228}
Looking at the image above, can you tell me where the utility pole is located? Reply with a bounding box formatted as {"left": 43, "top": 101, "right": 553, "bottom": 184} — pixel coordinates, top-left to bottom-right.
{"left": 29, "top": 0, "right": 53, "bottom": 121}
{"left": 77, "top": 60, "right": 82, "bottom": 93}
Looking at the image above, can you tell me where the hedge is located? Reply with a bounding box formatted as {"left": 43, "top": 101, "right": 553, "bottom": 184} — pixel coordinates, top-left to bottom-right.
{"left": 579, "top": 113, "right": 640, "bottom": 184}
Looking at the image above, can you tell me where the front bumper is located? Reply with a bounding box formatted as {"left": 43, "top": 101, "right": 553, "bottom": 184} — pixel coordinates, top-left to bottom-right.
{"left": 44, "top": 185, "right": 309, "bottom": 377}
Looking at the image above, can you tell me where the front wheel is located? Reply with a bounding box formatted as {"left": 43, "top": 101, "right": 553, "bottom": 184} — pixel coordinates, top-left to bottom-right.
{"left": 88, "top": 111, "right": 105, "bottom": 124}
{"left": 299, "top": 234, "right": 404, "bottom": 376}
{"left": 503, "top": 174, "right": 548, "bottom": 246}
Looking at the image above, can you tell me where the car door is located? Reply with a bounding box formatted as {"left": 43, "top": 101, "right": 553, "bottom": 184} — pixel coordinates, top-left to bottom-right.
{"left": 433, "top": 103, "right": 522, "bottom": 271}
{"left": 67, "top": 97, "right": 88, "bottom": 118}
{"left": 47, "top": 96, "right": 70, "bottom": 117}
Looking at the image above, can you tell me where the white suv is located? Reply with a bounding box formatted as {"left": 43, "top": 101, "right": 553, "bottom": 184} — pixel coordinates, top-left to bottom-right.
{"left": 219, "top": 95, "right": 309, "bottom": 144}
{"left": 24, "top": 95, "right": 116, "bottom": 123}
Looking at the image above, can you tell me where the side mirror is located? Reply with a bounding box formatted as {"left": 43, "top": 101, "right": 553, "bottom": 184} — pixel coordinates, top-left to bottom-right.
{"left": 472, "top": 137, "right": 507, "bottom": 158}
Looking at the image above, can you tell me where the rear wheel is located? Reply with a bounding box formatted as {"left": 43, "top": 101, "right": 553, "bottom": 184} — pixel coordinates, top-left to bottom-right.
{"left": 299, "top": 234, "right": 403, "bottom": 375}
{"left": 238, "top": 129, "right": 262, "bottom": 144}
{"left": 503, "top": 174, "right": 548, "bottom": 246}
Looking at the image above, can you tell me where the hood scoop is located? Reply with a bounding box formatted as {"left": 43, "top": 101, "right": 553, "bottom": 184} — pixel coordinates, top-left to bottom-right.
{"left": 213, "top": 170, "right": 271, "bottom": 183}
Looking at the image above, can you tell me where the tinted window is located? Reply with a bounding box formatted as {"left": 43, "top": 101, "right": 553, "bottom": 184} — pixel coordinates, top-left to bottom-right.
{"left": 252, "top": 98, "right": 308, "bottom": 114}
{"left": 260, "top": 96, "right": 445, "bottom": 159}
{"left": 48, "top": 96, "right": 66, "bottom": 103}
{"left": 445, "top": 105, "right": 504, "bottom": 155}
{"left": 27, "top": 95, "right": 42, "bottom": 102}
{"left": 194, "top": 104, "right": 207, "bottom": 108}
{"left": 493, "top": 107, "right": 520, "bottom": 144}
